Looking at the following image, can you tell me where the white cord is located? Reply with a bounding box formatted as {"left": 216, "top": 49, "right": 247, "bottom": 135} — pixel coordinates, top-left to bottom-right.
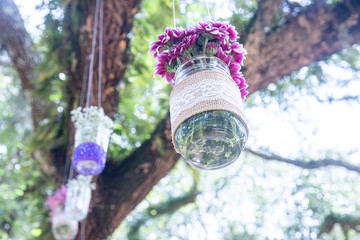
{"left": 86, "top": 0, "right": 100, "bottom": 107}
{"left": 205, "top": 0, "right": 212, "bottom": 21}
{"left": 172, "top": 0, "right": 176, "bottom": 28}
{"left": 98, "top": 0, "right": 104, "bottom": 107}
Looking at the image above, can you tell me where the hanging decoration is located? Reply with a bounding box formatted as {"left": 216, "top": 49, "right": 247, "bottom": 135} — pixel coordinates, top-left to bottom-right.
{"left": 45, "top": 185, "right": 78, "bottom": 240}
{"left": 71, "top": 0, "right": 112, "bottom": 176}
{"left": 71, "top": 106, "right": 113, "bottom": 175}
{"left": 65, "top": 175, "right": 95, "bottom": 221}
{"left": 150, "top": 21, "right": 249, "bottom": 170}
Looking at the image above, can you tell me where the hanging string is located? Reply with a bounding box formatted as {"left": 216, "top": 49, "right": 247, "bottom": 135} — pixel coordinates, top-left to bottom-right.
{"left": 69, "top": 56, "right": 91, "bottom": 181}
{"left": 81, "top": 220, "right": 86, "bottom": 240}
{"left": 172, "top": 0, "right": 176, "bottom": 28}
{"left": 62, "top": 127, "right": 74, "bottom": 184}
{"left": 80, "top": 56, "right": 90, "bottom": 108}
{"left": 98, "top": 0, "right": 104, "bottom": 107}
{"left": 86, "top": 0, "right": 100, "bottom": 107}
{"left": 205, "top": 0, "right": 212, "bottom": 21}
{"left": 62, "top": 56, "right": 90, "bottom": 184}
{"left": 68, "top": 149, "right": 75, "bottom": 180}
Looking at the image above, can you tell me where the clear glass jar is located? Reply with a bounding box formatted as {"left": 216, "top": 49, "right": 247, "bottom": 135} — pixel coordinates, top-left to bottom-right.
{"left": 174, "top": 56, "right": 230, "bottom": 85}
{"left": 73, "top": 122, "right": 112, "bottom": 175}
{"left": 172, "top": 56, "right": 248, "bottom": 170}
{"left": 65, "top": 175, "right": 93, "bottom": 221}
{"left": 52, "top": 208, "right": 78, "bottom": 240}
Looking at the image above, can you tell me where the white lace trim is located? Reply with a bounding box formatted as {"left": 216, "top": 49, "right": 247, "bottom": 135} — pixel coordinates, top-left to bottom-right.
{"left": 170, "top": 78, "right": 243, "bottom": 124}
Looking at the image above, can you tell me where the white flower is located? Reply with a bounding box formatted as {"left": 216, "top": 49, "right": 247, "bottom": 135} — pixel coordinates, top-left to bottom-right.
{"left": 71, "top": 106, "right": 114, "bottom": 130}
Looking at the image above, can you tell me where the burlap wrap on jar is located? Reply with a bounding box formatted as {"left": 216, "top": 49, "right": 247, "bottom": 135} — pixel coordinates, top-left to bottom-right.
{"left": 169, "top": 70, "right": 249, "bottom": 152}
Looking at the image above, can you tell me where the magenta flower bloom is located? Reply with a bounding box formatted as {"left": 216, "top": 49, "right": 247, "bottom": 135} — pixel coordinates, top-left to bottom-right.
{"left": 45, "top": 185, "right": 67, "bottom": 221}
{"left": 206, "top": 42, "right": 218, "bottom": 55}
{"left": 194, "top": 22, "right": 228, "bottom": 44}
{"left": 154, "top": 52, "right": 170, "bottom": 78}
{"left": 211, "top": 21, "right": 239, "bottom": 42}
{"left": 229, "top": 62, "right": 241, "bottom": 75}
{"left": 216, "top": 47, "right": 232, "bottom": 65}
{"left": 181, "top": 34, "right": 199, "bottom": 49}
{"left": 166, "top": 72, "right": 176, "bottom": 85}
{"left": 229, "top": 42, "right": 246, "bottom": 54}
{"left": 150, "top": 21, "right": 248, "bottom": 99}
{"left": 150, "top": 27, "right": 189, "bottom": 58}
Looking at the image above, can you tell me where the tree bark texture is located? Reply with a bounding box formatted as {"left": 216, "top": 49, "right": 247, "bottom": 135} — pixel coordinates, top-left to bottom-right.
{"left": 0, "top": 0, "right": 44, "bottom": 129}
{"left": 1, "top": 0, "right": 360, "bottom": 239}
{"left": 245, "top": 0, "right": 360, "bottom": 93}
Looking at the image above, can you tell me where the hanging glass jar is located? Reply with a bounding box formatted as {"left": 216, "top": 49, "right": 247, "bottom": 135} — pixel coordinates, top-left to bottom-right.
{"left": 71, "top": 106, "right": 114, "bottom": 175}
{"left": 170, "top": 56, "right": 248, "bottom": 170}
{"left": 52, "top": 207, "right": 78, "bottom": 240}
{"left": 65, "top": 175, "right": 94, "bottom": 221}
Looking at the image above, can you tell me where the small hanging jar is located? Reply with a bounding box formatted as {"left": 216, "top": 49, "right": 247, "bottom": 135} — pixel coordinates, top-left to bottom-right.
{"left": 170, "top": 56, "right": 248, "bottom": 170}
{"left": 45, "top": 185, "right": 78, "bottom": 240}
{"left": 71, "top": 106, "right": 114, "bottom": 175}
{"left": 51, "top": 207, "right": 78, "bottom": 240}
{"left": 65, "top": 175, "right": 95, "bottom": 221}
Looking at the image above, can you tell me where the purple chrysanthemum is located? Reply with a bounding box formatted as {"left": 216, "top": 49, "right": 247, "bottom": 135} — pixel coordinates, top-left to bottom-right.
{"left": 216, "top": 47, "right": 232, "bottom": 65}
{"left": 211, "top": 21, "right": 239, "bottom": 42}
{"left": 150, "top": 21, "right": 248, "bottom": 99}
{"left": 45, "top": 185, "right": 67, "bottom": 221}
{"left": 194, "top": 22, "right": 228, "bottom": 44}
{"left": 206, "top": 42, "right": 218, "bottom": 55}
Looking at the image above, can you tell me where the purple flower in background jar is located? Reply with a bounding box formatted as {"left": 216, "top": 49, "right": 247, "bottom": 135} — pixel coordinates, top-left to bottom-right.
{"left": 71, "top": 106, "right": 113, "bottom": 176}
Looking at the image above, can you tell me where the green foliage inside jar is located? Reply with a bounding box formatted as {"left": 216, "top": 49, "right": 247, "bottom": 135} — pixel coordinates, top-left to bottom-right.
{"left": 174, "top": 110, "right": 247, "bottom": 170}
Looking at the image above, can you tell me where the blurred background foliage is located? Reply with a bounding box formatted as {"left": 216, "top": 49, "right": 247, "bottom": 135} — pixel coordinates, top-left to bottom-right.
{"left": 1, "top": 0, "right": 360, "bottom": 239}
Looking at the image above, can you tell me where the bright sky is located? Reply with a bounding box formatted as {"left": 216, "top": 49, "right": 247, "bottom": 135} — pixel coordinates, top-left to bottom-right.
{"left": 14, "top": 0, "right": 47, "bottom": 41}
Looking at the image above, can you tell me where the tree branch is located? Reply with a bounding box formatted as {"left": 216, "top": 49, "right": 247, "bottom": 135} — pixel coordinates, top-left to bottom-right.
{"left": 245, "top": 148, "right": 360, "bottom": 173}
{"left": 252, "top": 0, "right": 285, "bottom": 42}
{"left": 244, "top": 0, "right": 360, "bottom": 93}
{"left": 127, "top": 177, "right": 199, "bottom": 239}
{"left": 315, "top": 95, "right": 360, "bottom": 103}
{"left": 319, "top": 212, "right": 360, "bottom": 237}
{"left": 0, "top": 0, "right": 45, "bottom": 129}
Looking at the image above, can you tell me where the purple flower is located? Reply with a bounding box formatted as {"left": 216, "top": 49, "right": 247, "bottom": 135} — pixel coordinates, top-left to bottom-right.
{"left": 181, "top": 34, "right": 199, "bottom": 49}
{"left": 216, "top": 48, "right": 232, "bottom": 65}
{"left": 149, "top": 41, "right": 163, "bottom": 58}
{"left": 154, "top": 52, "right": 171, "bottom": 78}
{"left": 149, "top": 21, "right": 248, "bottom": 99}
{"left": 229, "top": 62, "right": 241, "bottom": 75}
{"left": 194, "top": 22, "right": 228, "bottom": 44}
{"left": 154, "top": 52, "right": 177, "bottom": 84}
{"left": 169, "top": 34, "right": 199, "bottom": 60}
{"left": 160, "top": 27, "right": 186, "bottom": 43}
{"left": 149, "top": 27, "right": 189, "bottom": 58}
{"left": 170, "top": 44, "right": 185, "bottom": 56}
{"left": 230, "top": 42, "right": 246, "bottom": 54}
{"left": 166, "top": 72, "right": 176, "bottom": 85}
{"left": 228, "top": 43, "right": 247, "bottom": 65}
{"left": 239, "top": 80, "right": 248, "bottom": 90}
{"left": 211, "top": 21, "right": 239, "bottom": 42}
{"left": 45, "top": 185, "right": 67, "bottom": 221}
{"left": 206, "top": 42, "right": 218, "bottom": 55}
{"left": 241, "top": 88, "right": 248, "bottom": 100}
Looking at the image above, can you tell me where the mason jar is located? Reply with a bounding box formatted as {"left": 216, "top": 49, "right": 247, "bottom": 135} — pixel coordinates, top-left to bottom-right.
{"left": 170, "top": 56, "right": 248, "bottom": 170}
{"left": 73, "top": 122, "right": 112, "bottom": 175}
{"left": 52, "top": 208, "right": 78, "bottom": 240}
{"left": 65, "top": 175, "right": 92, "bottom": 221}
